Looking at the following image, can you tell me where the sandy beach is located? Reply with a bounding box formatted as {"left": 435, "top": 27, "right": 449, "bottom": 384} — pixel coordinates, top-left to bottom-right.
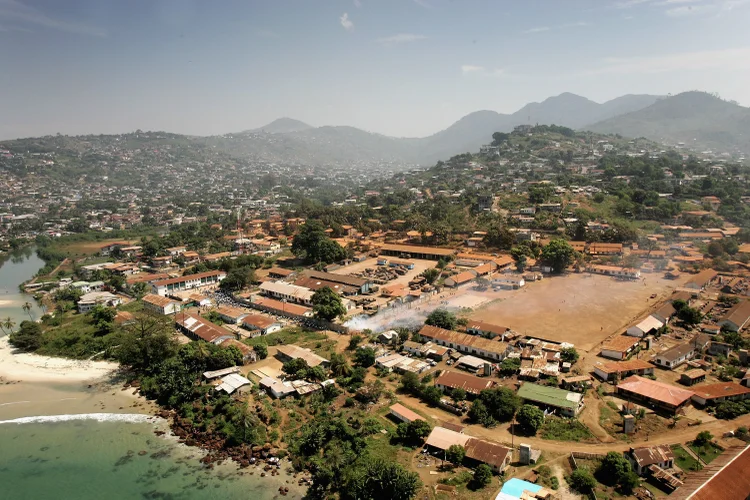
{"left": 0, "top": 336, "right": 119, "bottom": 382}
{"left": 0, "top": 336, "right": 155, "bottom": 421}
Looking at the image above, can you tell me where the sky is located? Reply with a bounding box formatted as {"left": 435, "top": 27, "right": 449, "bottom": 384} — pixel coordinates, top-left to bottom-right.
{"left": 1, "top": 0, "right": 750, "bottom": 140}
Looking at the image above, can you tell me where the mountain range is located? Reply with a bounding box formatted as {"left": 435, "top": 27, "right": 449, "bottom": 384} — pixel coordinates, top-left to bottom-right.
{"left": 228, "top": 92, "right": 749, "bottom": 165}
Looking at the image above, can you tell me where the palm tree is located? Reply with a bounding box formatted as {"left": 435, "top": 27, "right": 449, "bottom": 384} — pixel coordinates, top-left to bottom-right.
{"left": 22, "top": 302, "right": 33, "bottom": 321}
{"left": 3, "top": 317, "right": 16, "bottom": 335}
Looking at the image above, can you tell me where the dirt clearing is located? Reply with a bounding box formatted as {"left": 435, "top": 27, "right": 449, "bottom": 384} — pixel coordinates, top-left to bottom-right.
{"left": 471, "top": 273, "right": 680, "bottom": 351}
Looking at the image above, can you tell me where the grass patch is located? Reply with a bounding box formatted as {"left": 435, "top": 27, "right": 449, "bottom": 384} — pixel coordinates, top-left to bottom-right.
{"left": 689, "top": 441, "right": 723, "bottom": 464}
{"left": 540, "top": 416, "right": 595, "bottom": 442}
{"left": 244, "top": 327, "right": 328, "bottom": 349}
{"left": 36, "top": 311, "right": 117, "bottom": 359}
{"left": 643, "top": 478, "right": 672, "bottom": 498}
{"left": 120, "top": 300, "right": 144, "bottom": 313}
{"left": 671, "top": 444, "right": 702, "bottom": 472}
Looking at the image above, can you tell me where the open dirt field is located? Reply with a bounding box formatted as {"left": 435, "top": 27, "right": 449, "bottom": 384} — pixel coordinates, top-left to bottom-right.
{"left": 471, "top": 273, "right": 682, "bottom": 351}
{"left": 57, "top": 238, "right": 139, "bottom": 256}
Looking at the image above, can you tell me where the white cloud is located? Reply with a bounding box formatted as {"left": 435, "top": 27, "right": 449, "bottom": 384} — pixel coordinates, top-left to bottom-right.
{"left": 523, "top": 26, "right": 550, "bottom": 34}
{"left": 0, "top": 0, "right": 104, "bottom": 36}
{"left": 583, "top": 46, "right": 750, "bottom": 75}
{"left": 339, "top": 12, "right": 354, "bottom": 32}
{"left": 376, "top": 33, "right": 427, "bottom": 45}
{"left": 354, "top": 0, "right": 362, "bottom": 7}
{"left": 461, "top": 65, "right": 484, "bottom": 74}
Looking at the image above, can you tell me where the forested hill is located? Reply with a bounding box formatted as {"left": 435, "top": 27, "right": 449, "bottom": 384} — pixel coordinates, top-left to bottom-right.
{"left": 586, "top": 92, "right": 750, "bottom": 154}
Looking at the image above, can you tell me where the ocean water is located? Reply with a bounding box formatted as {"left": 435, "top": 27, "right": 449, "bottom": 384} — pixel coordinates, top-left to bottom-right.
{"left": 0, "top": 415, "right": 304, "bottom": 500}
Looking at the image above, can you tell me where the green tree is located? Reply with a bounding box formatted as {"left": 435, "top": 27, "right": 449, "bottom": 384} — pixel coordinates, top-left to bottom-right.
{"left": 499, "top": 357, "right": 521, "bottom": 376}
{"left": 452, "top": 388, "right": 467, "bottom": 402}
{"left": 400, "top": 372, "right": 422, "bottom": 395}
{"left": 470, "top": 464, "right": 493, "bottom": 489}
{"left": 253, "top": 343, "right": 268, "bottom": 359}
{"left": 445, "top": 444, "right": 466, "bottom": 465}
{"left": 283, "top": 358, "right": 310, "bottom": 380}
{"left": 541, "top": 239, "right": 576, "bottom": 273}
{"left": 421, "top": 268, "right": 440, "bottom": 284}
{"left": 396, "top": 419, "right": 432, "bottom": 445}
{"left": 219, "top": 269, "right": 248, "bottom": 292}
{"left": 292, "top": 220, "right": 346, "bottom": 264}
{"left": 560, "top": 347, "right": 579, "bottom": 364}
{"left": 425, "top": 309, "right": 457, "bottom": 330}
{"left": 22, "top": 301, "right": 33, "bottom": 320}
{"left": 354, "top": 347, "right": 376, "bottom": 368}
{"left": 8, "top": 321, "right": 43, "bottom": 351}
{"left": 2, "top": 316, "right": 16, "bottom": 335}
{"left": 568, "top": 469, "right": 596, "bottom": 492}
{"left": 90, "top": 305, "right": 116, "bottom": 336}
{"left": 694, "top": 430, "right": 713, "bottom": 446}
{"left": 342, "top": 458, "right": 421, "bottom": 500}
{"left": 131, "top": 281, "right": 148, "bottom": 299}
{"left": 474, "top": 387, "right": 521, "bottom": 426}
{"left": 114, "top": 314, "right": 179, "bottom": 374}
{"left": 330, "top": 352, "right": 353, "bottom": 377}
{"left": 516, "top": 404, "right": 545, "bottom": 435}
{"left": 347, "top": 334, "right": 363, "bottom": 351}
{"left": 596, "top": 451, "right": 640, "bottom": 493}
{"left": 421, "top": 385, "right": 443, "bottom": 406}
{"left": 677, "top": 306, "right": 702, "bottom": 326}
{"left": 312, "top": 286, "right": 346, "bottom": 322}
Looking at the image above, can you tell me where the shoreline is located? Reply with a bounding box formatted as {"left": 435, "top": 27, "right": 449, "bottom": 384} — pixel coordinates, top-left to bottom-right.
{"left": 0, "top": 336, "right": 309, "bottom": 497}
{"left": 0, "top": 336, "right": 120, "bottom": 383}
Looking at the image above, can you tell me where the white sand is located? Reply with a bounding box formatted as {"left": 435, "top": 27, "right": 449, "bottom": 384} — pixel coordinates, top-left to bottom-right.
{"left": 0, "top": 337, "right": 119, "bottom": 383}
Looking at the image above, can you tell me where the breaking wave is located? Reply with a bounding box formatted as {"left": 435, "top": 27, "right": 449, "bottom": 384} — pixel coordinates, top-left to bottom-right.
{"left": 0, "top": 413, "right": 157, "bottom": 425}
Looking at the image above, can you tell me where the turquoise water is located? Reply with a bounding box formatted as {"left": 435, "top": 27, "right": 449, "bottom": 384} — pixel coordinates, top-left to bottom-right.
{"left": 0, "top": 247, "right": 45, "bottom": 329}
{"left": 0, "top": 416, "right": 303, "bottom": 500}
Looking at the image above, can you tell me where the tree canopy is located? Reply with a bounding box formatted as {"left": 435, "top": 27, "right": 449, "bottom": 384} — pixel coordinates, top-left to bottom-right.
{"left": 312, "top": 286, "right": 346, "bottom": 321}
{"left": 541, "top": 239, "right": 576, "bottom": 273}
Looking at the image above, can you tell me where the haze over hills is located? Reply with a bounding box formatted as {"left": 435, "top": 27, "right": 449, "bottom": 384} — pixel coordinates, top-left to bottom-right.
{"left": 586, "top": 92, "right": 750, "bottom": 155}
{"left": 229, "top": 92, "right": 663, "bottom": 164}
{"left": 5, "top": 91, "right": 747, "bottom": 167}
{"left": 246, "top": 117, "right": 313, "bottom": 134}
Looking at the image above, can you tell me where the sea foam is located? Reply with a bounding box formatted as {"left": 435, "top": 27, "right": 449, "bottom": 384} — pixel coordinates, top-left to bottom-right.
{"left": 0, "top": 413, "right": 156, "bottom": 425}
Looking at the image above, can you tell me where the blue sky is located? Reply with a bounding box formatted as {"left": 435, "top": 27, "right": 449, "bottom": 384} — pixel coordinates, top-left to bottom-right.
{"left": 1, "top": 0, "right": 749, "bottom": 139}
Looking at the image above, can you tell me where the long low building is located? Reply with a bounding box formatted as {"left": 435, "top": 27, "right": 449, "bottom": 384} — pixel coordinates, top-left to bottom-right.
{"left": 275, "top": 344, "right": 329, "bottom": 368}
{"left": 691, "top": 382, "right": 750, "bottom": 407}
{"left": 600, "top": 335, "right": 641, "bottom": 360}
{"left": 259, "top": 280, "right": 314, "bottom": 305}
{"left": 719, "top": 300, "right": 750, "bottom": 332}
{"left": 465, "top": 320, "right": 511, "bottom": 339}
{"left": 151, "top": 270, "right": 226, "bottom": 296}
{"left": 616, "top": 375, "right": 694, "bottom": 414}
{"left": 240, "top": 314, "right": 283, "bottom": 336}
{"left": 435, "top": 371, "right": 496, "bottom": 396}
{"left": 593, "top": 359, "right": 655, "bottom": 382}
{"left": 517, "top": 382, "right": 584, "bottom": 417}
{"left": 380, "top": 243, "right": 456, "bottom": 261}
{"left": 375, "top": 353, "right": 429, "bottom": 374}
{"left": 142, "top": 293, "right": 181, "bottom": 315}
{"left": 175, "top": 313, "right": 235, "bottom": 344}
{"left": 418, "top": 325, "right": 509, "bottom": 361}
{"left": 425, "top": 426, "right": 512, "bottom": 474}
{"left": 251, "top": 297, "right": 313, "bottom": 317}
{"left": 389, "top": 403, "right": 425, "bottom": 423}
